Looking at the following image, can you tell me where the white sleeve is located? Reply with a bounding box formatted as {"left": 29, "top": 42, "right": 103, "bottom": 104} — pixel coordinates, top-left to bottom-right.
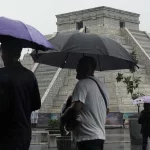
{"left": 72, "top": 81, "right": 87, "bottom": 104}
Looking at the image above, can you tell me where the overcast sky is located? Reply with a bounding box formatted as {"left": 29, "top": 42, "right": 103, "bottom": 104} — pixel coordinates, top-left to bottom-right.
{"left": 0, "top": 0, "right": 149, "bottom": 35}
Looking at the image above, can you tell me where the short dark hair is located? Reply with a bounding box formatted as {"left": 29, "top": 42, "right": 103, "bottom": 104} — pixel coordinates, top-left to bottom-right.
{"left": 79, "top": 56, "right": 97, "bottom": 71}
{"left": 1, "top": 37, "right": 22, "bottom": 57}
{"left": 144, "top": 103, "right": 150, "bottom": 111}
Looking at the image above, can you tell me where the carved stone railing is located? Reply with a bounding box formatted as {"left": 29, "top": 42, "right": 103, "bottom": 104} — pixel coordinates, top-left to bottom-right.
{"left": 31, "top": 63, "right": 39, "bottom": 73}
{"left": 121, "top": 28, "right": 150, "bottom": 75}
{"left": 41, "top": 68, "right": 62, "bottom": 104}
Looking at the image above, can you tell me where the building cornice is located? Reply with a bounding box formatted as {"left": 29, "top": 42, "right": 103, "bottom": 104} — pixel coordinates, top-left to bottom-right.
{"left": 56, "top": 6, "right": 140, "bottom": 25}
{"left": 56, "top": 6, "right": 140, "bottom": 18}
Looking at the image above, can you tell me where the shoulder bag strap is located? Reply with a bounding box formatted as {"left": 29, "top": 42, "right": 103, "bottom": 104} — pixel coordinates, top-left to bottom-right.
{"left": 87, "top": 77, "right": 107, "bottom": 108}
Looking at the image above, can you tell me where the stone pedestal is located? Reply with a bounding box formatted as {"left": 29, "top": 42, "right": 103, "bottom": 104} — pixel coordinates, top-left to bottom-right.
{"left": 129, "top": 117, "right": 142, "bottom": 145}
{"left": 56, "top": 136, "right": 76, "bottom": 150}
{"left": 31, "top": 133, "right": 42, "bottom": 144}
{"left": 31, "top": 131, "right": 49, "bottom": 144}
{"left": 48, "top": 134, "right": 60, "bottom": 148}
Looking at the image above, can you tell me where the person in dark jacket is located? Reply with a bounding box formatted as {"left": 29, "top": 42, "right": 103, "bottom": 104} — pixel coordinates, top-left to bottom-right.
{"left": 138, "top": 103, "right": 150, "bottom": 150}
{"left": 0, "top": 37, "right": 41, "bottom": 150}
{"left": 60, "top": 95, "right": 72, "bottom": 136}
{"left": 60, "top": 95, "right": 80, "bottom": 136}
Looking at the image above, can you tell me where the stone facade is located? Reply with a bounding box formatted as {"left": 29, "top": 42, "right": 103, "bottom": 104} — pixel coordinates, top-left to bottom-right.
{"left": 19, "top": 7, "right": 150, "bottom": 116}
{"left": 51, "top": 6, "right": 150, "bottom": 113}
{"left": 56, "top": 6, "right": 140, "bottom": 32}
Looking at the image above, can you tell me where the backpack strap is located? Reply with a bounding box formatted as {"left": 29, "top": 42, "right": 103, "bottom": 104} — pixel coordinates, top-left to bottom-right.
{"left": 87, "top": 77, "right": 107, "bottom": 109}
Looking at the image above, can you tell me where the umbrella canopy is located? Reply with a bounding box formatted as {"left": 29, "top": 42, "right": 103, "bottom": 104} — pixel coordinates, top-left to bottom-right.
{"left": 133, "top": 96, "right": 150, "bottom": 105}
{"left": 0, "top": 17, "right": 54, "bottom": 50}
{"left": 31, "top": 31, "right": 136, "bottom": 71}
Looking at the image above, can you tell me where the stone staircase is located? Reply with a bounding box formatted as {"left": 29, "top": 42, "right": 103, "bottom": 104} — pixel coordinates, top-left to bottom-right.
{"left": 49, "top": 33, "right": 133, "bottom": 111}
{"left": 34, "top": 64, "right": 58, "bottom": 99}
{"left": 49, "top": 30, "right": 150, "bottom": 113}
{"left": 20, "top": 29, "right": 150, "bottom": 114}
{"left": 129, "top": 29, "right": 150, "bottom": 57}
{"left": 39, "top": 69, "right": 69, "bottom": 113}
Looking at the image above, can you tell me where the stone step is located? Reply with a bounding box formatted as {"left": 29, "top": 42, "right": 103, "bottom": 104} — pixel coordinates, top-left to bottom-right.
{"left": 130, "top": 31, "right": 146, "bottom": 38}
{"left": 37, "top": 64, "right": 56, "bottom": 68}
{"left": 39, "top": 88, "right": 47, "bottom": 97}
{"left": 36, "top": 75, "right": 55, "bottom": 82}
{"left": 134, "top": 36, "right": 150, "bottom": 42}
{"left": 37, "top": 68, "right": 57, "bottom": 72}
{"left": 54, "top": 95, "right": 68, "bottom": 102}
{"left": 53, "top": 101, "right": 64, "bottom": 107}
{"left": 36, "top": 76, "right": 54, "bottom": 81}
{"left": 142, "top": 45, "right": 150, "bottom": 50}
{"left": 138, "top": 40, "right": 150, "bottom": 47}
{"left": 144, "top": 51, "right": 150, "bottom": 56}
{"left": 35, "top": 71, "right": 57, "bottom": 76}
{"left": 37, "top": 75, "right": 54, "bottom": 82}
{"left": 38, "top": 82, "right": 52, "bottom": 87}
{"left": 129, "top": 29, "right": 145, "bottom": 35}
{"left": 109, "top": 34, "right": 126, "bottom": 39}
{"left": 121, "top": 45, "right": 133, "bottom": 53}
{"left": 48, "top": 108, "right": 61, "bottom": 113}
{"left": 37, "top": 66, "right": 58, "bottom": 72}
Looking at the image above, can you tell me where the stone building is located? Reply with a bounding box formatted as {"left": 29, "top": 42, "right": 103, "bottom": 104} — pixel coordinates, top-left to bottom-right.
{"left": 19, "top": 6, "right": 150, "bottom": 125}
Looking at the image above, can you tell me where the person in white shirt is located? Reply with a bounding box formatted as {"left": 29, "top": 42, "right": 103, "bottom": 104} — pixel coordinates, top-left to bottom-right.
{"left": 31, "top": 111, "right": 38, "bottom": 130}
{"left": 61, "top": 56, "right": 109, "bottom": 150}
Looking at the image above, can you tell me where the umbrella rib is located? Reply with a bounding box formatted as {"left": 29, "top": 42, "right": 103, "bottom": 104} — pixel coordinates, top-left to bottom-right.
{"left": 97, "top": 54, "right": 101, "bottom": 71}
{"left": 21, "top": 22, "right": 33, "bottom": 41}
{"left": 62, "top": 32, "right": 78, "bottom": 52}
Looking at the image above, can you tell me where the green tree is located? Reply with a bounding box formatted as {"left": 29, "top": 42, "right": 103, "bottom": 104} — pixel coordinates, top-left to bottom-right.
{"left": 116, "top": 51, "right": 144, "bottom": 114}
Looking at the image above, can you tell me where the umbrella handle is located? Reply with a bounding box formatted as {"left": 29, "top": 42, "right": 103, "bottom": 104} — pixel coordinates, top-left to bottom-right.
{"left": 36, "top": 50, "right": 38, "bottom": 55}
{"left": 61, "top": 52, "right": 70, "bottom": 68}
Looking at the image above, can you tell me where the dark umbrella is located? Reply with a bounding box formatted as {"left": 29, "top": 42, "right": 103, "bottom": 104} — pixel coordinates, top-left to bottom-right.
{"left": 31, "top": 31, "right": 136, "bottom": 71}
{"left": 0, "top": 17, "right": 54, "bottom": 50}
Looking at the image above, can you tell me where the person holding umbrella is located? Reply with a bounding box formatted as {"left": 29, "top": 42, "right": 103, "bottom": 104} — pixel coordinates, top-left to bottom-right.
{"left": 60, "top": 56, "right": 109, "bottom": 150}
{"left": 138, "top": 103, "right": 150, "bottom": 150}
{"left": 31, "top": 30, "right": 137, "bottom": 150}
{"left": 0, "top": 17, "right": 54, "bottom": 150}
{"left": 0, "top": 37, "right": 41, "bottom": 150}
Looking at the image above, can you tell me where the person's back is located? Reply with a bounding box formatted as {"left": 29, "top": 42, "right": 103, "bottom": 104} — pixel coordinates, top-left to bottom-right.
{"left": 0, "top": 38, "right": 41, "bottom": 150}
{"left": 139, "top": 110, "right": 150, "bottom": 133}
{"left": 138, "top": 103, "right": 150, "bottom": 150}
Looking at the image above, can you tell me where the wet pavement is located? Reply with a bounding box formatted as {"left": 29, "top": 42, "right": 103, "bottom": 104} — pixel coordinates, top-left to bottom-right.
{"left": 30, "top": 143, "right": 146, "bottom": 150}
{"left": 29, "top": 129, "right": 146, "bottom": 150}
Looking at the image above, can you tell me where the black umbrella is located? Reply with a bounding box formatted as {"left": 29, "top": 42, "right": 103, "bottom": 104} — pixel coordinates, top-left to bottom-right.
{"left": 31, "top": 31, "right": 136, "bottom": 71}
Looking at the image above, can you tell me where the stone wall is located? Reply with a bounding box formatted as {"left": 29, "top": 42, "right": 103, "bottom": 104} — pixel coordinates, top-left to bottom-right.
{"left": 56, "top": 6, "right": 140, "bottom": 32}
{"left": 39, "top": 69, "right": 69, "bottom": 113}
{"left": 55, "top": 67, "right": 150, "bottom": 113}
{"left": 54, "top": 69, "right": 120, "bottom": 112}
{"left": 37, "top": 7, "right": 150, "bottom": 114}
{"left": 20, "top": 54, "right": 34, "bottom": 70}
